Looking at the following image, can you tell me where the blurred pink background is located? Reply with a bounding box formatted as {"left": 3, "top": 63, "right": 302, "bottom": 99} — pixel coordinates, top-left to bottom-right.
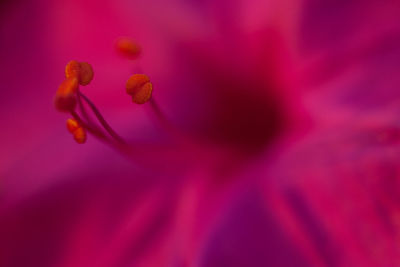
{"left": 1, "top": 0, "right": 400, "bottom": 266}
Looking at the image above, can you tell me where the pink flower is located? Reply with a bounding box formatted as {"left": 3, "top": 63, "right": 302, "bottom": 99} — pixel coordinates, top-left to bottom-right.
{"left": 1, "top": 0, "right": 400, "bottom": 266}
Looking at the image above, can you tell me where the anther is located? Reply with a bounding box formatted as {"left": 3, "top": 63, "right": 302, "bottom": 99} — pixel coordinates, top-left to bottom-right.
{"left": 65, "top": 118, "right": 86, "bottom": 144}
{"left": 65, "top": 60, "right": 94, "bottom": 86}
{"left": 78, "top": 62, "right": 94, "bottom": 86}
{"left": 73, "top": 127, "right": 87, "bottom": 144}
{"left": 65, "top": 60, "right": 80, "bottom": 79}
{"left": 126, "top": 74, "right": 153, "bottom": 104}
{"left": 54, "top": 77, "right": 79, "bottom": 112}
{"left": 116, "top": 38, "right": 141, "bottom": 59}
{"left": 66, "top": 118, "right": 80, "bottom": 133}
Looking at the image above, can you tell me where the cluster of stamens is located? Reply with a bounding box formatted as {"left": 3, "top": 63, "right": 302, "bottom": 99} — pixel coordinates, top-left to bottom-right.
{"left": 54, "top": 38, "right": 154, "bottom": 146}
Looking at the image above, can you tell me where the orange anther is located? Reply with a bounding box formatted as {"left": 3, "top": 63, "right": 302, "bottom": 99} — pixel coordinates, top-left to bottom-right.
{"left": 65, "top": 60, "right": 94, "bottom": 86}
{"left": 126, "top": 74, "right": 152, "bottom": 104}
{"left": 132, "top": 82, "right": 153, "bottom": 104}
{"left": 54, "top": 77, "right": 79, "bottom": 112}
{"left": 73, "top": 127, "right": 87, "bottom": 144}
{"left": 78, "top": 62, "right": 94, "bottom": 86}
{"left": 66, "top": 118, "right": 80, "bottom": 133}
{"left": 65, "top": 60, "right": 80, "bottom": 79}
{"left": 116, "top": 38, "right": 141, "bottom": 59}
{"left": 126, "top": 74, "right": 149, "bottom": 95}
{"left": 66, "top": 118, "right": 86, "bottom": 144}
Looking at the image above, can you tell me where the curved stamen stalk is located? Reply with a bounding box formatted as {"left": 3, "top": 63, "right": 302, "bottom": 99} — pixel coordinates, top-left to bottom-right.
{"left": 77, "top": 91, "right": 93, "bottom": 125}
{"left": 148, "top": 98, "right": 184, "bottom": 141}
{"left": 70, "top": 110, "right": 109, "bottom": 143}
{"left": 149, "top": 98, "right": 173, "bottom": 130}
{"left": 78, "top": 91, "right": 127, "bottom": 145}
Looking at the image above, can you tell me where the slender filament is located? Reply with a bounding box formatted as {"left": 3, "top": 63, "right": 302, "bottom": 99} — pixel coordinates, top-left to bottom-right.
{"left": 79, "top": 92, "right": 127, "bottom": 144}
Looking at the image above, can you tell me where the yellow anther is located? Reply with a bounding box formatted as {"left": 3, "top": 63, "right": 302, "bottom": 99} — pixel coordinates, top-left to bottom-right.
{"left": 73, "top": 127, "right": 87, "bottom": 144}
{"left": 54, "top": 77, "right": 79, "bottom": 112}
{"left": 126, "top": 74, "right": 153, "bottom": 104}
{"left": 66, "top": 118, "right": 80, "bottom": 133}
{"left": 116, "top": 38, "right": 141, "bottom": 59}
{"left": 65, "top": 60, "right": 94, "bottom": 86}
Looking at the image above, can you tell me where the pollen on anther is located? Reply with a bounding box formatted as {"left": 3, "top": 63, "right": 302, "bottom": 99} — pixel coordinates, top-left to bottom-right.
{"left": 126, "top": 74, "right": 153, "bottom": 104}
{"left": 116, "top": 38, "right": 141, "bottom": 59}
{"left": 54, "top": 77, "right": 79, "bottom": 112}
{"left": 65, "top": 60, "right": 80, "bottom": 79}
{"left": 65, "top": 60, "right": 94, "bottom": 86}
{"left": 132, "top": 82, "right": 153, "bottom": 104}
{"left": 73, "top": 127, "right": 87, "bottom": 144}
{"left": 66, "top": 118, "right": 79, "bottom": 133}
{"left": 79, "top": 62, "right": 94, "bottom": 86}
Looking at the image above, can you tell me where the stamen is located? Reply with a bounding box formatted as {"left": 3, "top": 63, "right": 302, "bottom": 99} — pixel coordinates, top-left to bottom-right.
{"left": 116, "top": 38, "right": 141, "bottom": 59}
{"left": 57, "top": 60, "right": 130, "bottom": 149}
{"left": 54, "top": 77, "right": 79, "bottom": 112}
{"left": 78, "top": 62, "right": 94, "bottom": 86}
{"left": 70, "top": 111, "right": 133, "bottom": 156}
{"left": 56, "top": 36, "right": 180, "bottom": 154}
{"left": 77, "top": 91, "right": 94, "bottom": 125}
{"left": 65, "top": 60, "right": 80, "bottom": 79}
{"left": 149, "top": 98, "right": 168, "bottom": 126}
{"left": 65, "top": 60, "right": 94, "bottom": 86}
{"left": 79, "top": 92, "right": 127, "bottom": 144}
{"left": 70, "top": 110, "right": 109, "bottom": 142}
{"left": 126, "top": 74, "right": 153, "bottom": 104}
{"left": 148, "top": 98, "right": 181, "bottom": 140}
{"left": 66, "top": 118, "right": 80, "bottom": 133}
{"left": 73, "top": 127, "right": 87, "bottom": 144}
{"left": 66, "top": 118, "right": 86, "bottom": 144}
